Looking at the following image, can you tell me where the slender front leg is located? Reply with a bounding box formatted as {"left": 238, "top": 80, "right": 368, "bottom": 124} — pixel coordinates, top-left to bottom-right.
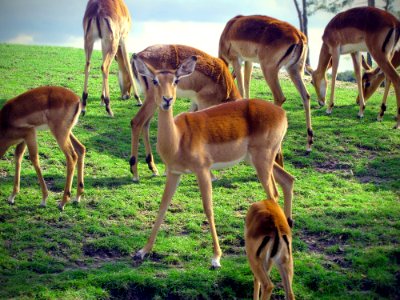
{"left": 196, "top": 168, "right": 222, "bottom": 268}
{"left": 377, "top": 78, "right": 391, "bottom": 121}
{"left": 9, "top": 142, "right": 27, "bottom": 204}
{"left": 351, "top": 52, "right": 366, "bottom": 118}
{"left": 134, "top": 172, "right": 181, "bottom": 260}
{"left": 130, "top": 96, "right": 158, "bottom": 182}
{"left": 327, "top": 47, "right": 340, "bottom": 114}
{"left": 244, "top": 61, "right": 253, "bottom": 99}
{"left": 232, "top": 58, "right": 245, "bottom": 98}
{"left": 70, "top": 133, "right": 86, "bottom": 203}
{"left": 25, "top": 131, "right": 48, "bottom": 207}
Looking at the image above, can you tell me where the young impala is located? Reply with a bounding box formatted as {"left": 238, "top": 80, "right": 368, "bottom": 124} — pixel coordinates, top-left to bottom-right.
{"left": 0, "top": 86, "right": 86, "bottom": 211}
{"left": 82, "top": 0, "right": 142, "bottom": 117}
{"left": 359, "top": 51, "right": 400, "bottom": 121}
{"left": 306, "top": 6, "right": 400, "bottom": 128}
{"left": 121, "top": 44, "right": 241, "bottom": 182}
{"left": 131, "top": 55, "right": 295, "bottom": 268}
{"left": 245, "top": 199, "right": 294, "bottom": 300}
{"left": 219, "top": 15, "right": 313, "bottom": 153}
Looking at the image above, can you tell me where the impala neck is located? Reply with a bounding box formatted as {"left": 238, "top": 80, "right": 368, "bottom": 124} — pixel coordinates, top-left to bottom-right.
{"left": 157, "top": 107, "right": 179, "bottom": 159}
{"left": 316, "top": 43, "right": 332, "bottom": 75}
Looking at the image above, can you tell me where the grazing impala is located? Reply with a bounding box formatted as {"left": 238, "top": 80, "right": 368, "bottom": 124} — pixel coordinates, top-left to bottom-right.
{"left": 123, "top": 44, "right": 241, "bottom": 182}
{"left": 359, "top": 51, "right": 400, "bottom": 121}
{"left": 82, "top": 0, "right": 142, "bottom": 117}
{"left": 0, "top": 86, "right": 86, "bottom": 211}
{"left": 306, "top": 7, "right": 400, "bottom": 128}
{"left": 131, "top": 55, "right": 295, "bottom": 268}
{"left": 245, "top": 199, "right": 294, "bottom": 300}
{"left": 219, "top": 15, "right": 313, "bottom": 152}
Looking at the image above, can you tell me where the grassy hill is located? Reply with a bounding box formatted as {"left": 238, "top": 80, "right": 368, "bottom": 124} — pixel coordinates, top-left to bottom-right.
{"left": 0, "top": 43, "right": 399, "bottom": 299}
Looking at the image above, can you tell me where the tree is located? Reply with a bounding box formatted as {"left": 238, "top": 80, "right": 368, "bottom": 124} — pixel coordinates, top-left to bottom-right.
{"left": 292, "top": 0, "right": 354, "bottom": 65}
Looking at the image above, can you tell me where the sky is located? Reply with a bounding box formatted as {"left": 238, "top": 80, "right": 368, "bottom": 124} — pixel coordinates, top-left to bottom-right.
{"left": 0, "top": 0, "right": 398, "bottom": 72}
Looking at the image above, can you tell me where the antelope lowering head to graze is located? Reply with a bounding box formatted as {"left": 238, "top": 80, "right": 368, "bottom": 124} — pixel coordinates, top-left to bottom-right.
{"left": 0, "top": 86, "right": 86, "bottom": 211}
{"left": 358, "top": 51, "right": 400, "bottom": 121}
{"left": 131, "top": 55, "right": 295, "bottom": 268}
{"left": 82, "top": 0, "right": 142, "bottom": 117}
{"left": 306, "top": 6, "right": 400, "bottom": 128}
{"left": 245, "top": 199, "right": 294, "bottom": 300}
{"left": 219, "top": 15, "right": 313, "bottom": 153}
{"left": 124, "top": 44, "right": 241, "bottom": 182}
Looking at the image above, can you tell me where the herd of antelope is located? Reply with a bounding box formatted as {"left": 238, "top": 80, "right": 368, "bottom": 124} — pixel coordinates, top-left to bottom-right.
{"left": 0, "top": 0, "right": 399, "bottom": 298}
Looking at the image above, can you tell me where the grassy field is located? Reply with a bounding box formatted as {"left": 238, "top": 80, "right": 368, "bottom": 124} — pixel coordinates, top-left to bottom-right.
{"left": 0, "top": 43, "right": 399, "bottom": 300}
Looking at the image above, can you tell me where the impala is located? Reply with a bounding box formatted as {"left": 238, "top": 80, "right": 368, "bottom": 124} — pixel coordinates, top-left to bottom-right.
{"left": 306, "top": 6, "right": 400, "bottom": 128}
{"left": 359, "top": 51, "right": 400, "bottom": 121}
{"left": 123, "top": 44, "right": 241, "bottom": 182}
{"left": 82, "top": 0, "right": 142, "bottom": 117}
{"left": 219, "top": 15, "right": 313, "bottom": 152}
{"left": 131, "top": 55, "right": 295, "bottom": 268}
{"left": 245, "top": 199, "right": 294, "bottom": 300}
{"left": 0, "top": 86, "right": 86, "bottom": 211}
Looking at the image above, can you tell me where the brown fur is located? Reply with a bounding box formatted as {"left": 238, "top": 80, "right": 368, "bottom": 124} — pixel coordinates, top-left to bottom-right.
{"left": 128, "top": 44, "right": 241, "bottom": 182}
{"left": 132, "top": 56, "right": 295, "bottom": 268}
{"left": 307, "top": 6, "right": 400, "bottom": 128}
{"left": 0, "top": 86, "right": 86, "bottom": 211}
{"left": 245, "top": 199, "right": 294, "bottom": 300}
{"left": 82, "top": 0, "right": 141, "bottom": 116}
{"left": 219, "top": 15, "right": 313, "bottom": 152}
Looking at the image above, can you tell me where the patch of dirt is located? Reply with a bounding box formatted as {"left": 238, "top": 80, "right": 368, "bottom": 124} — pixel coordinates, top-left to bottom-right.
{"left": 314, "top": 159, "right": 354, "bottom": 177}
{"left": 83, "top": 244, "right": 124, "bottom": 258}
{"left": 298, "top": 230, "right": 351, "bottom": 269}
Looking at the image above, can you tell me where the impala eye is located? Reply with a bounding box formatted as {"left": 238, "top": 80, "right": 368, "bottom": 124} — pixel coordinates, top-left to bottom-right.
{"left": 152, "top": 79, "right": 158, "bottom": 85}
{"left": 174, "top": 79, "right": 180, "bottom": 85}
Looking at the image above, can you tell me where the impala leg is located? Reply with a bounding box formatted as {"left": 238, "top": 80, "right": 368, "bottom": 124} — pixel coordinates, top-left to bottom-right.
{"left": 54, "top": 134, "right": 78, "bottom": 211}
{"left": 351, "top": 52, "right": 366, "bottom": 118}
{"left": 82, "top": 38, "right": 94, "bottom": 115}
{"left": 327, "top": 47, "right": 340, "bottom": 114}
{"left": 119, "top": 38, "right": 142, "bottom": 105}
{"left": 100, "top": 37, "right": 119, "bottom": 116}
{"left": 232, "top": 58, "right": 245, "bottom": 98}
{"left": 25, "top": 131, "right": 48, "bottom": 207}
{"left": 134, "top": 172, "right": 181, "bottom": 260}
{"left": 130, "top": 95, "right": 158, "bottom": 181}
{"left": 251, "top": 149, "right": 279, "bottom": 201}
{"left": 273, "top": 163, "right": 295, "bottom": 223}
{"left": 142, "top": 117, "right": 159, "bottom": 177}
{"left": 70, "top": 133, "right": 86, "bottom": 203}
{"left": 260, "top": 64, "right": 286, "bottom": 106}
{"left": 370, "top": 51, "right": 400, "bottom": 128}
{"left": 276, "top": 236, "right": 295, "bottom": 300}
{"left": 244, "top": 61, "right": 253, "bottom": 99}
{"left": 8, "top": 142, "right": 27, "bottom": 205}
{"left": 377, "top": 78, "right": 391, "bottom": 121}
{"left": 196, "top": 168, "right": 222, "bottom": 268}
{"left": 287, "top": 65, "right": 313, "bottom": 152}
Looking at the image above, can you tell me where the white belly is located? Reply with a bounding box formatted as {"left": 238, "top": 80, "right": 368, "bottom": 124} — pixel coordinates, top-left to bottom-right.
{"left": 340, "top": 42, "right": 368, "bottom": 54}
{"left": 211, "top": 153, "right": 248, "bottom": 170}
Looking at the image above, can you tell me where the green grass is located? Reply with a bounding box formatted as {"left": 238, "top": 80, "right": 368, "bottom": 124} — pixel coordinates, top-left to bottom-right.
{"left": 0, "top": 43, "right": 399, "bottom": 299}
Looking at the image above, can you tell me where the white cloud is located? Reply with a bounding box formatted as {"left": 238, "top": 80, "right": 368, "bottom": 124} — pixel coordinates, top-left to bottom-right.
{"left": 7, "top": 34, "right": 34, "bottom": 44}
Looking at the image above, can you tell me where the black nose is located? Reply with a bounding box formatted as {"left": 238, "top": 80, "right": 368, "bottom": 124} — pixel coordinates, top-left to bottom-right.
{"left": 163, "top": 96, "right": 173, "bottom": 104}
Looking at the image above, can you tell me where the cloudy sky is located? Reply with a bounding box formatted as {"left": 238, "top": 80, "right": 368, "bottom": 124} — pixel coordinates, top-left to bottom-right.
{"left": 0, "top": 0, "right": 397, "bottom": 71}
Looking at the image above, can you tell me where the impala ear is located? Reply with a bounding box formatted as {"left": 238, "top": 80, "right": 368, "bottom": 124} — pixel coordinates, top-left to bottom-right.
{"left": 361, "top": 55, "right": 372, "bottom": 71}
{"left": 176, "top": 56, "right": 197, "bottom": 79}
{"left": 132, "top": 54, "right": 155, "bottom": 79}
{"left": 304, "top": 64, "right": 314, "bottom": 75}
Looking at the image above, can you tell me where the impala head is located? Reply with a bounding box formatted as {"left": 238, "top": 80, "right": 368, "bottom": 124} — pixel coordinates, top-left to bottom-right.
{"left": 133, "top": 55, "right": 197, "bottom": 111}
{"left": 358, "top": 55, "right": 384, "bottom": 102}
{"left": 305, "top": 64, "right": 328, "bottom": 107}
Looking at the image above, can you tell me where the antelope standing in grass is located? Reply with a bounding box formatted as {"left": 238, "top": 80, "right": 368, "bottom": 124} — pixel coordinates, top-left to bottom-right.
{"left": 0, "top": 86, "right": 86, "bottom": 211}
{"left": 82, "top": 0, "right": 142, "bottom": 117}
{"left": 359, "top": 51, "right": 400, "bottom": 121}
{"left": 131, "top": 55, "right": 295, "bottom": 268}
{"left": 219, "top": 15, "right": 313, "bottom": 153}
{"left": 245, "top": 199, "right": 294, "bottom": 300}
{"left": 121, "top": 44, "right": 241, "bottom": 182}
{"left": 306, "top": 7, "right": 400, "bottom": 128}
